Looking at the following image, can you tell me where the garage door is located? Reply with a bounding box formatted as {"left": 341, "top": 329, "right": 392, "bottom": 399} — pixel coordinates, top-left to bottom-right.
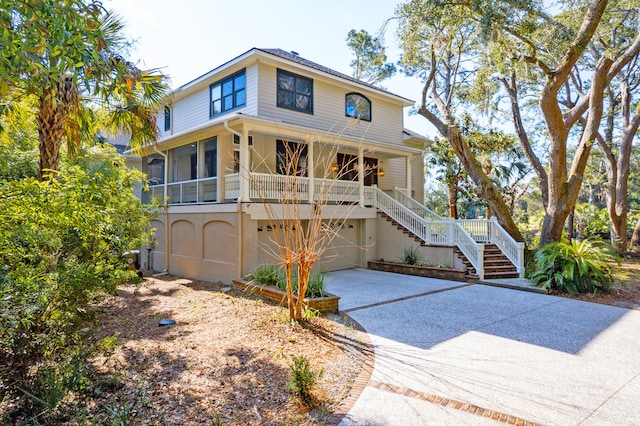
{"left": 320, "top": 220, "right": 360, "bottom": 271}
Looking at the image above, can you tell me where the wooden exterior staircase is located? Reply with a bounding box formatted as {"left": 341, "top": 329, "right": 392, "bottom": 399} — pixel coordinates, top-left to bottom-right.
{"left": 453, "top": 245, "right": 519, "bottom": 280}
{"left": 380, "top": 212, "right": 519, "bottom": 281}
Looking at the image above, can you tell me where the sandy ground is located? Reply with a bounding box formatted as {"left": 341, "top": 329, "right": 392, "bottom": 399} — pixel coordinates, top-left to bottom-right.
{"left": 86, "top": 274, "right": 369, "bottom": 425}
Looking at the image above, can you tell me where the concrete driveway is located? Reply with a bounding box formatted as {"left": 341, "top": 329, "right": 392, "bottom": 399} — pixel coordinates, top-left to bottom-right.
{"left": 325, "top": 269, "right": 640, "bottom": 426}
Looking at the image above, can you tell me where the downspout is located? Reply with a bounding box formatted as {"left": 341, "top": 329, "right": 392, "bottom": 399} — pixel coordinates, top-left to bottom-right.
{"left": 223, "top": 120, "right": 245, "bottom": 279}
{"left": 151, "top": 144, "right": 170, "bottom": 273}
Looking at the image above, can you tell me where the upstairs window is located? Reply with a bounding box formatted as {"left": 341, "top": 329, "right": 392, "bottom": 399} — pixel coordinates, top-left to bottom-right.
{"left": 277, "top": 69, "right": 313, "bottom": 114}
{"left": 210, "top": 69, "right": 246, "bottom": 117}
{"left": 164, "top": 106, "right": 171, "bottom": 131}
{"left": 345, "top": 93, "right": 371, "bottom": 121}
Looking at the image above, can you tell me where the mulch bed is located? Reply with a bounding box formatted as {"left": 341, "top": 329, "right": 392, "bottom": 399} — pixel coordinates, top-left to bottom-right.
{"left": 84, "top": 275, "right": 370, "bottom": 425}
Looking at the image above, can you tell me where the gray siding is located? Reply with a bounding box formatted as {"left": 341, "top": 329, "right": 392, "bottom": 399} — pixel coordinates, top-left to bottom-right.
{"left": 256, "top": 63, "right": 405, "bottom": 145}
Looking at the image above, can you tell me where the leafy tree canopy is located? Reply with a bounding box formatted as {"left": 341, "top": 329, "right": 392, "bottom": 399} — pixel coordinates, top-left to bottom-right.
{"left": 346, "top": 29, "right": 396, "bottom": 86}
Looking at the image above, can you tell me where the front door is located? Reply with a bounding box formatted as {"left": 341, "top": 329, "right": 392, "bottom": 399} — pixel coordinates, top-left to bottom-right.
{"left": 337, "top": 153, "right": 378, "bottom": 186}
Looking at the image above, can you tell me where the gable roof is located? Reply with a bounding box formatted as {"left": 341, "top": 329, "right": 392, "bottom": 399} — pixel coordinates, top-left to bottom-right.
{"left": 256, "top": 48, "right": 400, "bottom": 96}
{"left": 176, "top": 47, "right": 413, "bottom": 105}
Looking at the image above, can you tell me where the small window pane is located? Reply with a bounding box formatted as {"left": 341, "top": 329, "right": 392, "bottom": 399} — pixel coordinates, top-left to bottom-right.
{"left": 296, "top": 79, "right": 311, "bottom": 95}
{"left": 234, "top": 74, "right": 246, "bottom": 90}
{"left": 296, "top": 94, "right": 309, "bottom": 110}
{"left": 235, "top": 89, "right": 245, "bottom": 106}
{"left": 278, "top": 91, "right": 294, "bottom": 108}
{"left": 210, "top": 84, "right": 221, "bottom": 100}
{"left": 222, "top": 80, "right": 233, "bottom": 96}
{"left": 223, "top": 95, "right": 234, "bottom": 110}
{"left": 279, "top": 75, "right": 294, "bottom": 90}
{"left": 212, "top": 100, "right": 221, "bottom": 115}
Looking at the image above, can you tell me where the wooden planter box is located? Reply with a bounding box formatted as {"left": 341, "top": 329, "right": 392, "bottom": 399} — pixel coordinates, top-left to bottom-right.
{"left": 368, "top": 260, "right": 468, "bottom": 282}
{"left": 232, "top": 278, "right": 340, "bottom": 314}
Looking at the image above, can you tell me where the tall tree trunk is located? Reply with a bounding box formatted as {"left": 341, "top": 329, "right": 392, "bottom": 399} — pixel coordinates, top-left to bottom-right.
{"left": 37, "top": 77, "right": 78, "bottom": 180}
{"left": 599, "top": 78, "right": 640, "bottom": 253}
{"left": 37, "top": 90, "right": 65, "bottom": 180}
{"left": 447, "top": 180, "right": 458, "bottom": 218}
{"left": 630, "top": 216, "right": 640, "bottom": 250}
{"left": 445, "top": 125, "right": 524, "bottom": 242}
{"left": 539, "top": 56, "right": 613, "bottom": 244}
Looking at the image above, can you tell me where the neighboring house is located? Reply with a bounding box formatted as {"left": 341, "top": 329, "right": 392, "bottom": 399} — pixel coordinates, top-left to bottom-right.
{"left": 132, "top": 48, "right": 524, "bottom": 283}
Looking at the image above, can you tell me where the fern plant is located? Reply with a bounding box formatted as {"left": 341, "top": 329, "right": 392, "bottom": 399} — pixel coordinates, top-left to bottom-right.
{"left": 530, "top": 239, "right": 619, "bottom": 294}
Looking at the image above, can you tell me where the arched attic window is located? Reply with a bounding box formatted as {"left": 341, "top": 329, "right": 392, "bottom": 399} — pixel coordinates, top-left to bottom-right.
{"left": 345, "top": 93, "right": 371, "bottom": 122}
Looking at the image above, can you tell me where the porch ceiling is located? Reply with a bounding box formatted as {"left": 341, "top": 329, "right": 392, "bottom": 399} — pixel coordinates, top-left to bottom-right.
{"left": 135, "top": 113, "right": 424, "bottom": 158}
{"left": 228, "top": 114, "right": 424, "bottom": 158}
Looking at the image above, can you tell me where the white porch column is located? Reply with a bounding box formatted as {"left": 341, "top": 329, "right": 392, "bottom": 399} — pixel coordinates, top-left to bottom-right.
{"left": 405, "top": 155, "right": 412, "bottom": 197}
{"left": 216, "top": 138, "right": 222, "bottom": 202}
{"left": 240, "top": 127, "right": 250, "bottom": 201}
{"left": 358, "top": 147, "right": 364, "bottom": 207}
{"left": 308, "top": 140, "right": 314, "bottom": 203}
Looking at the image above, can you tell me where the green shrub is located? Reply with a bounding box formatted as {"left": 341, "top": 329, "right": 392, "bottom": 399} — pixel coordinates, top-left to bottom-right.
{"left": 401, "top": 246, "right": 423, "bottom": 265}
{"left": 251, "top": 264, "right": 283, "bottom": 288}
{"left": 250, "top": 265, "right": 328, "bottom": 298}
{"left": 306, "top": 272, "right": 328, "bottom": 298}
{"left": 530, "top": 238, "right": 619, "bottom": 294}
{"left": 0, "top": 148, "right": 156, "bottom": 421}
{"left": 287, "top": 355, "right": 322, "bottom": 403}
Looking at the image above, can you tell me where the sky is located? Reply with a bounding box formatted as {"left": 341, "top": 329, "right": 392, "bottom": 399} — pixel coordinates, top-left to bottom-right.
{"left": 105, "top": 0, "right": 434, "bottom": 138}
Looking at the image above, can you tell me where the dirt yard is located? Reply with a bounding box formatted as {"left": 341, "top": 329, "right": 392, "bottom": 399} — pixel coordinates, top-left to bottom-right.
{"left": 560, "top": 257, "right": 640, "bottom": 308}
{"left": 85, "top": 275, "right": 370, "bottom": 425}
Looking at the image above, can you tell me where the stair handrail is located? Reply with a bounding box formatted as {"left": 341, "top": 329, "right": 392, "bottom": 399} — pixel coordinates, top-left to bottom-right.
{"left": 489, "top": 217, "right": 525, "bottom": 278}
{"left": 451, "top": 220, "right": 485, "bottom": 279}
{"left": 392, "top": 188, "right": 442, "bottom": 221}
{"left": 375, "top": 188, "right": 429, "bottom": 243}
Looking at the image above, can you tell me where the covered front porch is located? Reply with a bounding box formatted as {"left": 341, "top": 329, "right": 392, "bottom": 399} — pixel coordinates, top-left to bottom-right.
{"left": 141, "top": 114, "right": 425, "bottom": 206}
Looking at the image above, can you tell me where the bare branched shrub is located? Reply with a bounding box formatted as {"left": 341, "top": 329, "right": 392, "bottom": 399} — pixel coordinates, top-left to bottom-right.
{"left": 247, "top": 133, "right": 367, "bottom": 321}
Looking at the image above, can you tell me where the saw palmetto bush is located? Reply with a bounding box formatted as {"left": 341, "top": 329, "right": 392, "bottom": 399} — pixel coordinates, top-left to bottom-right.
{"left": 530, "top": 238, "right": 619, "bottom": 295}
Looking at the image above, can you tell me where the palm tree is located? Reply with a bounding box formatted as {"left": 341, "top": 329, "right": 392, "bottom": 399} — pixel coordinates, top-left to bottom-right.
{"left": 0, "top": 0, "right": 168, "bottom": 180}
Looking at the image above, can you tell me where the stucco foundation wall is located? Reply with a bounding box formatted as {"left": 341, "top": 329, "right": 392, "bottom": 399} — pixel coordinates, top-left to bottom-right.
{"left": 144, "top": 210, "right": 241, "bottom": 284}
{"left": 142, "top": 207, "right": 375, "bottom": 284}
{"left": 376, "top": 214, "right": 457, "bottom": 268}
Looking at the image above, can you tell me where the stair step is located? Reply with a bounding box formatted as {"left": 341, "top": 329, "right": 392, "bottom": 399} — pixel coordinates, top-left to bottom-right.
{"left": 484, "top": 272, "right": 520, "bottom": 279}
{"left": 484, "top": 260, "right": 515, "bottom": 266}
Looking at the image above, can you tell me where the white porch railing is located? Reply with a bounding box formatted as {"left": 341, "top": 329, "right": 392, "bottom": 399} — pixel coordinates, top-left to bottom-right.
{"left": 225, "top": 172, "right": 363, "bottom": 204}
{"left": 392, "top": 188, "right": 442, "bottom": 220}
{"left": 149, "top": 177, "right": 218, "bottom": 204}
{"left": 249, "top": 172, "right": 310, "bottom": 200}
{"left": 315, "top": 179, "right": 360, "bottom": 203}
